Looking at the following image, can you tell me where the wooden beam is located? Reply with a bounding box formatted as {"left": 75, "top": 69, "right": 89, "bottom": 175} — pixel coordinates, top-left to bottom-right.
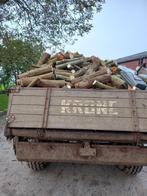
{"left": 11, "top": 128, "right": 147, "bottom": 143}
{"left": 15, "top": 142, "right": 147, "bottom": 165}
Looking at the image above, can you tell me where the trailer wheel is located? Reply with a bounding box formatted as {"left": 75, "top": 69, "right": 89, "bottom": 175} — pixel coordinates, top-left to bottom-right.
{"left": 117, "top": 165, "right": 143, "bottom": 175}
{"left": 27, "top": 161, "right": 47, "bottom": 171}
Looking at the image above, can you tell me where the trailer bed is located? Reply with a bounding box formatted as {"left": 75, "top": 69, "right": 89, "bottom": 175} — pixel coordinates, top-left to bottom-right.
{"left": 5, "top": 88, "right": 147, "bottom": 132}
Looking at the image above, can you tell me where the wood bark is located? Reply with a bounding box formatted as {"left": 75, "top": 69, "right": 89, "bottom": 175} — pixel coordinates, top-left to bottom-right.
{"left": 37, "top": 79, "right": 67, "bottom": 88}
{"left": 71, "top": 68, "right": 108, "bottom": 85}
{"left": 93, "top": 80, "right": 114, "bottom": 89}
{"left": 111, "top": 75, "right": 126, "bottom": 88}
{"left": 37, "top": 53, "right": 50, "bottom": 66}
{"left": 74, "top": 74, "right": 111, "bottom": 88}
{"left": 18, "top": 65, "right": 52, "bottom": 78}
{"left": 85, "top": 56, "right": 101, "bottom": 75}
{"left": 28, "top": 78, "right": 39, "bottom": 87}
{"left": 56, "top": 58, "right": 85, "bottom": 69}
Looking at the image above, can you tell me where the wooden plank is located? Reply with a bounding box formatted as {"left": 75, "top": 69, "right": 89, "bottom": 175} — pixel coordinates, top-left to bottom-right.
{"left": 48, "top": 106, "right": 147, "bottom": 118}
{"left": 9, "top": 114, "right": 43, "bottom": 128}
{"left": 8, "top": 113, "right": 147, "bottom": 131}
{"left": 11, "top": 129, "right": 147, "bottom": 142}
{"left": 47, "top": 115, "right": 134, "bottom": 131}
{"left": 48, "top": 105, "right": 132, "bottom": 118}
{"left": 136, "top": 99, "right": 147, "bottom": 108}
{"left": 13, "top": 88, "right": 47, "bottom": 96}
{"left": 7, "top": 88, "right": 147, "bottom": 132}
{"left": 11, "top": 105, "right": 44, "bottom": 114}
{"left": 135, "top": 91, "right": 147, "bottom": 99}
{"left": 139, "top": 119, "right": 147, "bottom": 131}
{"left": 51, "top": 90, "right": 130, "bottom": 99}
{"left": 50, "top": 97, "right": 131, "bottom": 107}
{"left": 13, "top": 88, "right": 147, "bottom": 99}
{"left": 16, "top": 142, "right": 147, "bottom": 165}
{"left": 12, "top": 96, "right": 45, "bottom": 105}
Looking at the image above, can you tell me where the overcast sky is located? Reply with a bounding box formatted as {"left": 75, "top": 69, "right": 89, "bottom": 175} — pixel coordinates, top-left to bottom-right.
{"left": 65, "top": 0, "right": 147, "bottom": 59}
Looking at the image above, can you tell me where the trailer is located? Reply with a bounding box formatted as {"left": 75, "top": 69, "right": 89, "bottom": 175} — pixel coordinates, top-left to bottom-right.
{"left": 4, "top": 87, "right": 147, "bottom": 175}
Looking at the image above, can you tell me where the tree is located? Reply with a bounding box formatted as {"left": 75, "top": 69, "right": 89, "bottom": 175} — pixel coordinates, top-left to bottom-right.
{"left": 0, "top": 0, "right": 105, "bottom": 48}
{"left": 0, "top": 38, "right": 44, "bottom": 88}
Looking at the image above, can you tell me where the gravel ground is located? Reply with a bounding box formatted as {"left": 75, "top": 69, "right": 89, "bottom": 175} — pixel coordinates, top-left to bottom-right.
{"left": 0, "top": 115, "right": 147, "bottom": 196}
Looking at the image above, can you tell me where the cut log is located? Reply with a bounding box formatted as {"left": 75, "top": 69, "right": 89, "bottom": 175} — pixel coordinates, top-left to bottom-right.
{"left": 56, "top": 58, "right": 85, "bottom": 69}
{"left": 18, "top": 65, "right": 53, "bottom": 79}
{"left": 111, "top": 75, "right": 126, "bottom": 88}
{"left": 17, "top": 78, "right": 34, "bottom": 87}
{"left": 64, "top": 51, "right": 83, "bottom": 59}
{"left": 55, "top": 75, "right": 71, "bottom": 81}
{"left": 37, "top": 53, "right": 50, "bottom": 66}
{"left": 74, "top": 68, "right": 87, "bottom": 78}
{"left": 37, "top": 79, "right": 67, "bottom": 88}
{"left": 55, "top": 70, "right": 72, "bottom": 77}
{"left": 75, "top": 74, "right": 111, "bottom": 88}
{"left": 28, "top": 77, "right": 39, "bottom": 87}
{"left": 90, "top": 74, "right": 111, "bottom": 84}
{"left": 93, "top": 80, "right": 114, "bottom": 89}
{"left": 85, "top": 56, "right": 101, "bottom": 75}
{"left": 75, "top": 81, "right": 92, "bottom": 88}
{"left": 71, "top": 68, "right": 108, "bottom": 85}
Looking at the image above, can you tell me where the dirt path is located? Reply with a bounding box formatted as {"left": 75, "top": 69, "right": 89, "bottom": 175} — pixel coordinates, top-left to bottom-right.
{"left": 0, "top": 115, "right": 147, "bottom": 196}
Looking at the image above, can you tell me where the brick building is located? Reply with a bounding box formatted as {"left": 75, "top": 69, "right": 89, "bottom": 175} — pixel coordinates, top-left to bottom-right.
{"left": 116, "top": 51, "right": 147, "bottom": 72}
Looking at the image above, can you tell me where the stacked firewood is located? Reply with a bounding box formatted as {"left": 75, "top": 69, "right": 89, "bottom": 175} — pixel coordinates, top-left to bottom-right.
{"left": 17, "top": 52, "right": 127, "bottom": 89}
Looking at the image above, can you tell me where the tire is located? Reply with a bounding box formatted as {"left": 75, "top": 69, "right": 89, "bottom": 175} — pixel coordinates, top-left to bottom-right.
{"left": 27, "top": 161, "right": 47, "bottom": 171}
{"left": 117, "top": 165, "right": 143, "bottom": 175}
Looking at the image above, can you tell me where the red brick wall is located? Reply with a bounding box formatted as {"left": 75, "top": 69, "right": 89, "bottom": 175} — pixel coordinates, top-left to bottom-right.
{"left": 124, "top": 60, "right": 139, "bottom": 70}
{"left": 123, "top": 59, "right": 147, "bottom": 71}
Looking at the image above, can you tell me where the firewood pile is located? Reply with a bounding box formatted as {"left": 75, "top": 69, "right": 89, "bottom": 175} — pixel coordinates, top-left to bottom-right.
{"left": 17, "top": 52, "right": 128, "bottom": 89}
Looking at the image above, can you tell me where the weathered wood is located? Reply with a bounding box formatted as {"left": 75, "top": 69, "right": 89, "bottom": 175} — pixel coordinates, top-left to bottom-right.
{"left": 93, "top": 80, "right": 114, "bottom": 89}
{"left": 18, "top": 65, "right": 53, "bottom": 78}
{"left": 12, "top": 129, "right": 147, "bottom": 143}
{"left": 64, "top": 51, "right": 83, "bottom": 59}
{"left": 37, "top": 53, "right": 50, "bottom": 66}
{"left": 6, "top": 88, "right": 147, "bottom": 132}
{"left": 71, "top": 68, "right": 108, "bottom": 85}
{"left": 7, "top": 112, "right": 147, "bottom": 132}
{"left": 28, "top": 77, "right": 39, "bottom": 87}
{"left": 56, "top": 58, "right": 85, "bottom": 69}
{"left": 37, "top": 79, "right": 67, "bottom": 88}
{"left": 74, "top": 68, "right": 87, "bottom": 78}
{"left": 55, "top": 75, "right": 71, "bottom": 81}
{"left": 85, "top": 56, "right": 101, "bottom": 75}
{"left": 111, "top": 75, "right": 126, "bottom": 88}
{"left": 75, "top": 74, "right": 111, "bottom": 88}
{"left": 55, "top": 70, "right": 71, "bottom": 77}
{"left": 17, "top": 72, "right": 54, "bottom": 87}
{"left": 15, "top": 142, "right": 147, "bottom": 165}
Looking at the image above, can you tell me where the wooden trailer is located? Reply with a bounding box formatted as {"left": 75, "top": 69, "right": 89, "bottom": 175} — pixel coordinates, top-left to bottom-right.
{"left": 4, "top": 87, "right": 147, "bottom": 175}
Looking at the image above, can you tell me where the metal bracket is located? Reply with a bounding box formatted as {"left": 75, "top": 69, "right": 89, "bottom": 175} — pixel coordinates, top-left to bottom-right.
{"left": 79, "top": 142, "right": 96, "bottom": 157}
{"left": 37, "top": 129, "right": 45, "bottom": 138}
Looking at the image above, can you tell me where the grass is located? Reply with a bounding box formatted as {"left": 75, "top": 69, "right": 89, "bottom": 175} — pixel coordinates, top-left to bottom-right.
{"left": 0, "top": 94, "right": 8, "bottom": 111}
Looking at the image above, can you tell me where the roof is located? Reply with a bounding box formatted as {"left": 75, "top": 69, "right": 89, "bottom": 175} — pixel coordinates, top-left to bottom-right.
{"left": 117, "top": 51, "right": 147, "bottom": 64}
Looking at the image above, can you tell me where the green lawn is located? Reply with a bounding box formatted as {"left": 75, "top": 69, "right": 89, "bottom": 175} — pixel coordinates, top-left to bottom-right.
{"left": 0, "top": 94, "right": 8, "bottom": 111}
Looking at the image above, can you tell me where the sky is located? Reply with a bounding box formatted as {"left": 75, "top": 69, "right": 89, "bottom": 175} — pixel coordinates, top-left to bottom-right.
{"left": 65, "top": 0, "right": 147, "bottom": 60}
